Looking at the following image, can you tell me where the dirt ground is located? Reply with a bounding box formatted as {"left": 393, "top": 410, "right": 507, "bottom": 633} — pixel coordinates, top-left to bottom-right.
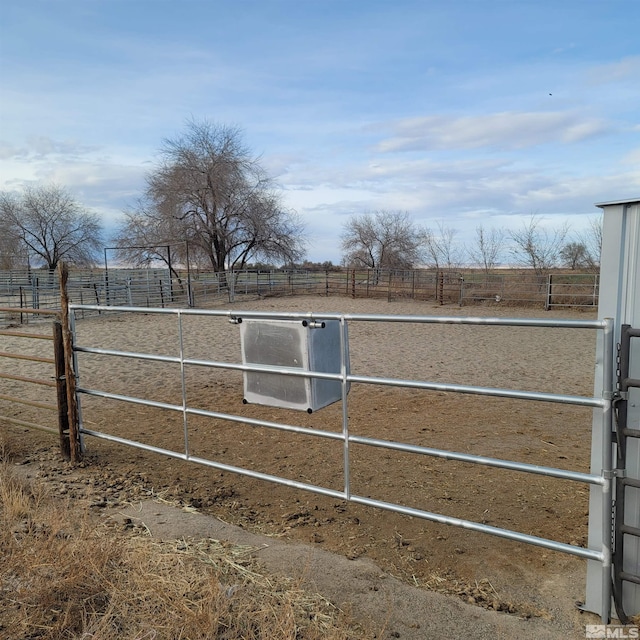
{"left": 1, "top": 295, "right": 613, "bottom": 636}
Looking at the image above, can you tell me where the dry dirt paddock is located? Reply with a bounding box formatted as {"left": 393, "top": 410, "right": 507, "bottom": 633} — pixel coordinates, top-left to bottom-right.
{"left": 1, "top": 295, "right": 606, "bottom": 630}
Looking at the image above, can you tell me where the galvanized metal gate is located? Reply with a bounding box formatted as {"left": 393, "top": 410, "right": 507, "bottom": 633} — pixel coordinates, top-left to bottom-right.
{"left": 67, "top": 302, "right": 616, "bottom": 623}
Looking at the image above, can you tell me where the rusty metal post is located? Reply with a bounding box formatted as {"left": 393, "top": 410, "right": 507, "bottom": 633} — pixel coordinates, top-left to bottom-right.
{"left": 58, "top": 262, "right": 82, "bottom": 462}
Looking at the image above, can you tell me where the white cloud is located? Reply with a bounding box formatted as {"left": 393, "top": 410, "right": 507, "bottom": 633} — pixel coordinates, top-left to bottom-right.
{"left": 587, "top": 55, "right": 640, "bottom": 84}
{"left": 375, "top": 111, "right": 610, "bottom": 152}
{"left": 0, "top": 137, "right": 99, "bottom": 161}
{"left": 622, "top": 147, "right": 640, "bottom": 165}
{"left": 27, "top": 136, "right": 99, "bottom": 158}
{"left": 552, "top": 43, "right": 576, "bottom": 55}
{"left": 0, "top": 152, "right": 148, "bottom": 232}
{"left": 0, "top": 142, "right": 28, "bottom": 160}
{"left": 511, "top": 171, "right": 640, "bottom": 210}
{"left": 33, "top": 160, "right": 146, "bottom": 209}
{"left": 286, "top": 151, "right": 639, "bottom": 248}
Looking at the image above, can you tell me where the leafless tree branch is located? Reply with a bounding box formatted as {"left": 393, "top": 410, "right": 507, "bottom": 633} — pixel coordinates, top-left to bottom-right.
{"left": 0, "top": 184, "right": 102, "bottom": 270}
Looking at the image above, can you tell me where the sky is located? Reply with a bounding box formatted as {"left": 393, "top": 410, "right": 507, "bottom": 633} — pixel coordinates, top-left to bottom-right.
{"left": 1, "top": 0, "right": 639, "bottom": 265}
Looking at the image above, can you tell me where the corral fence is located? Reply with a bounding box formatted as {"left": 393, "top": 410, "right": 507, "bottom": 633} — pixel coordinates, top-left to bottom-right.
{"left": 0, "top": 267, "right": 599, "bottom": 326}
{"left": 0, "top": 267, "right": 190, "bottom": 321}
{"left": 0, "top": 265, "right": 82, "bottom": 460}
{"left": 199, "top": 268, "right": 600, "bottom": 308}
{"left": 0, "top": 263, "right": 614, "bottom": 622}
{"left": 65, "top": 301, "right": 615, "bottom": 623}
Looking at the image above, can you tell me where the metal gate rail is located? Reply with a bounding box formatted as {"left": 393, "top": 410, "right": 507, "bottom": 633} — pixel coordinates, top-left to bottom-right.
{"left": 69, "top": 303, "right": 616, "bottom": 622}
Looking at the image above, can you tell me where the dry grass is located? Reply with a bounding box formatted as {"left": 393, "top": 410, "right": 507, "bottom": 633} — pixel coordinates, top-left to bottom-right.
{"left": 0, "top": 453, "right": 368, "bottom": 640}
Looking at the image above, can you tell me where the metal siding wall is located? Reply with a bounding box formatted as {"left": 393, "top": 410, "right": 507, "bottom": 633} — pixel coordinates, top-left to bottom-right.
{"left": 622, "top": 205, "right": 640, "bottom": 616}
{"left": 585, "top": 201, "right": 640, "bottom": 617}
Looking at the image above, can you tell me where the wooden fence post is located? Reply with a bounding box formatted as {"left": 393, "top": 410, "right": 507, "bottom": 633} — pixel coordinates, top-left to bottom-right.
{"left": 53, "top": 321, "right": 71, "bottom": 460}
{"left": 58, "top": 262, "right": 82, "bottom": 462}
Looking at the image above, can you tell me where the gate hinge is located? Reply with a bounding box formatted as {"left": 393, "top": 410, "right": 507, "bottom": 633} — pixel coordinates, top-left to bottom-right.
{"left": 611, "top": 390, "right": 629, "bottom": 402}
{"left": 603, "top": 469, "right": 626, "bottom": 480}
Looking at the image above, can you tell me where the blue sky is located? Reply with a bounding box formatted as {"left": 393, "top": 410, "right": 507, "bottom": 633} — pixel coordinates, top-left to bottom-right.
{"left": 1, "top": 0, "right": 639, "bottom": 264}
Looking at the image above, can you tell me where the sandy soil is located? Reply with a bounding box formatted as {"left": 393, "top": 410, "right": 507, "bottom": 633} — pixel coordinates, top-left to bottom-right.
{"left": 0, "top": 295, "right": 610, "bottom": 637}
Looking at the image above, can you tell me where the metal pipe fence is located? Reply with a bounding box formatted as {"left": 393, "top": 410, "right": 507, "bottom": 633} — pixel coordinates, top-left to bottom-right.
{"left": 545, "top": 273, "right": 601, "bottom": 310}
{"left": 0, "top": 268, "right": 600, "bottom": 326}
{"left": 69, "top": 302, "right": 614, "bottom": 622}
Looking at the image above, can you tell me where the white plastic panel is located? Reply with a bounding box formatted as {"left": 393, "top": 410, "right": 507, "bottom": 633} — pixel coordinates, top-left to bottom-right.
{"left": 239, "top": 319, "right": 348, "bottom": 412}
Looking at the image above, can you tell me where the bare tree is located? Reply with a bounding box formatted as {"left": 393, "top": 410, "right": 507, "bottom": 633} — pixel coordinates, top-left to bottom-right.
{"left": 558, "top": 216, "right": 602, "bottom": 272}
{"left": 466, "top": 225, "right": 505, "bottom": 273}
{"left": 577, "top": 215, "right": 602, "bottom": 271}
{"left": 0, "top": 184, "right": 102, "bottom": 270}
{"left": 560, "top": 241, "right": 589, "bottom": 270}
{"left": 116, "top": 119, "right": 305, "bottom": 273}
{"left": 0, "top": 217, "right": 27, "bottom": 269}
{"left": 508, "top": 215, "right": 569, "bottom": 276}
{"left": 421, "top": 221, "right": 462, "bottom": 271}
{"left": 341, "top": 210, "right": 421, "bottom": 270}
{"left": 113, "top": 197, "right": 189, "bottom": 277}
